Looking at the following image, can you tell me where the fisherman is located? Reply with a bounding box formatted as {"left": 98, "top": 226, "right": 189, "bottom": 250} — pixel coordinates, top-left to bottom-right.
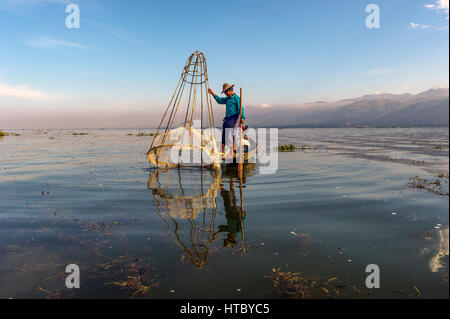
{"left": 208, "top": 83, "right": 245, "bottom": 158}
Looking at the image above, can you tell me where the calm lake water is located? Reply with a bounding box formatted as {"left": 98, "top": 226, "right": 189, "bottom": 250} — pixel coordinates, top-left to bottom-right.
{"left": 0, "top": 128, "right": 448, "bottom": 299}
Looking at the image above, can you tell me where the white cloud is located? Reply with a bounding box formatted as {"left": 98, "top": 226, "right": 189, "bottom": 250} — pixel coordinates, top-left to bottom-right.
{"left": 0, "top": 82, "right": 47, "bottom": 100}
{"left": 26, "top": 37, "right": 89, "bottom": 49}
{"left": 437, "top": 0, "right": 449, "bottom": 12}
{"left": 259, "top": 104, "right": 272, "bottom": 108}
{"left": 425, "top": 0, "right": 449, "bottom": 19}
{"left": 409, "top": 22, "right": 431, "bottom": 29}
{"left": 409, "top": 22, "right": 448, "bottom": 30}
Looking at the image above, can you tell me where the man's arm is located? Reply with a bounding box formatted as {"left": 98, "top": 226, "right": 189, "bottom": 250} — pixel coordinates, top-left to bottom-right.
{"left": 208, "top": 88, "right": 227, "bottom": 104}
{"left": 214, "top": 95, "right": 228, "bottom": 104}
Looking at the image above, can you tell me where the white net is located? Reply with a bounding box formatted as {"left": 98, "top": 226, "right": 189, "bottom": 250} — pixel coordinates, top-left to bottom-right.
{"left": 147, "top": 125, "right": 221, "bottom": 169}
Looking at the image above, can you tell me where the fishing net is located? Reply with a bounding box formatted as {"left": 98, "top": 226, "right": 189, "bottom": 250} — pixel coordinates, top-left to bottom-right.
{"left": 148, "top": 125, "right": 221, "bottom": 169}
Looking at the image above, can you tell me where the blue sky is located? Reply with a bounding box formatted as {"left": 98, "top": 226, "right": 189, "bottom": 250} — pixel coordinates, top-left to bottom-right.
{"left": 0, "top": 0, "right": 448, "bottom": 128}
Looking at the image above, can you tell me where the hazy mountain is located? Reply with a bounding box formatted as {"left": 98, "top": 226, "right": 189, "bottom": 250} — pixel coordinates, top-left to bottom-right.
{"left": 246, "top": 88, "right": 449, "bottom": 127}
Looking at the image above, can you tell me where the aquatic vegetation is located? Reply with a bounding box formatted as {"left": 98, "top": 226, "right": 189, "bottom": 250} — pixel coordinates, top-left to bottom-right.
{"left": 34, "top": 130, "right": 48, "bottom": 134}
{"left": 37, "top": 286, "right": 76, "bottom": 299}
{"left": 81, "top": 221, "right": 119, "bottom": 236}
{"left": 31, "top": 250, "right": 159, "bottom": 299}
{"left": 277, "top": 144, "right": 296, "bottom": 152}
{"left": 136, "top": 132, "right": 159, "bottom": 137}
{"left": 232, "top": 241, "right": 255, "bottom": 255}
{"left": 97, "top": 254, "right": 159, "bottom": 298}
{"left": 265, "top": 268, "right": 359, "bottom": 299}
{"left": 106, "top": 276, "right": 159, "bottom": 298}
{"left": 72, "top": 132, "right": 88, "bottom": 136}
{"left": 265, "top": 268, "right": 307, "bottom": 298}
{"left": 407, "top": 176, "right": 449, "bottom": 196}
{"left": 0, "top": 130, "right": 19, "bottom": 137}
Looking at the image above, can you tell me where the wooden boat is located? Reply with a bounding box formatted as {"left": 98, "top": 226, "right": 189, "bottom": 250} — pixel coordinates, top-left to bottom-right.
{"left": 221, "top": 133, "right": 258, "bottom": 165}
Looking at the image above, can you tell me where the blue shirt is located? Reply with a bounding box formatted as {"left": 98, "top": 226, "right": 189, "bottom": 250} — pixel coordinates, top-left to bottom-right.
{"left": 214, "top": 94, "right": 246, "bottom": 120}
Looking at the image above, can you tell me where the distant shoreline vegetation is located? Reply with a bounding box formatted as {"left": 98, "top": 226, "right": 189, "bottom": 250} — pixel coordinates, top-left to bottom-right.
{"left": 0, "top": 130, "right": 20, "bottom": 137}
{"left": 130, "top": 132, "right": 160, "bottom": 137}
{"left": 277, "top": 144, "right": 296, "bottom": 152}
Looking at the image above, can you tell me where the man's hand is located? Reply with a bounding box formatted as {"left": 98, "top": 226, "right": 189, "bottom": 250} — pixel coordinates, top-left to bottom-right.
{"left": 208, "top": 88, "right": 215, "bottom": 96}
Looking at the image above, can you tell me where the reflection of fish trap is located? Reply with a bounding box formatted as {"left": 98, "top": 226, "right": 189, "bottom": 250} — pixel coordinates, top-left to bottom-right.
{"left": 147, "top": 51, "right": 221, "bottom": 169}
{"left": 148, "top": 169, "right": 221, "bottom": 268}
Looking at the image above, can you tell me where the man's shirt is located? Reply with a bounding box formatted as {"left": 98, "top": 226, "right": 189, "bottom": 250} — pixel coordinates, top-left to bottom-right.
{"left": 214, "top": 93, "right": 246, "bottom": 120}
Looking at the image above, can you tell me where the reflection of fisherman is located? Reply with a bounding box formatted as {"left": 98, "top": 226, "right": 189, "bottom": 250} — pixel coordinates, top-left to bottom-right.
{"left": 218, "top": 181, "right": 245, "bottom": 248}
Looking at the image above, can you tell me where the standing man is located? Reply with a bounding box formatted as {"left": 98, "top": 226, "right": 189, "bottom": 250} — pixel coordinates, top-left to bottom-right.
{"left": 208, "top": 83, "right": 245, "bottom": 159}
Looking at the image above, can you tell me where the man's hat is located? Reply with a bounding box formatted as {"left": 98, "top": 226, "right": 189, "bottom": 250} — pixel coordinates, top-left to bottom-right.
{"left": 222, "top": 83, "right": 234, "bottom": 94}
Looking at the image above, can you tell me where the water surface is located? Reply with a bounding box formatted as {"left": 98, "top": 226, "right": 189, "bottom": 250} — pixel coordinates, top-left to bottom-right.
{"left": 0, "top": 128, "right": 448, "bottom": 298}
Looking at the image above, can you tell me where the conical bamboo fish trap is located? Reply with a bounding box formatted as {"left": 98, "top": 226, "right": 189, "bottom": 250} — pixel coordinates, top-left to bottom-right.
{"left": 147, "top": 51, "right": 221, "bottom": 169}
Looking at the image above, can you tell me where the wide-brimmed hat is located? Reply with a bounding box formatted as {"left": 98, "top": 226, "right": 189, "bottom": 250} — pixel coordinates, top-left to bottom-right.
{"left": 222, "top": 83, "right": 234, "bottom": 93}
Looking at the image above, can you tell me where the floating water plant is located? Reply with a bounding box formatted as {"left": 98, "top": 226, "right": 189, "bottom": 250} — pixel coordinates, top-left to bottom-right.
{"left": 407, "top": 176, "right": 449, "bottom": 197}
{"left": 265, "top": 267, "right": 363, "bottom": 299}
{"left": 72, "top": 132, "right": 88, "bottom": 136}
{"left": 0, "top": 131, "right": 20, "bottom": 137}
{"left": 277, "top": 144, "right": 296, "bottom": 152}
{"left": 136, "top": 132, "right": 159, "bottom": 137}
{"left": 106, "top": 276, "right": 159, "bottom": 298}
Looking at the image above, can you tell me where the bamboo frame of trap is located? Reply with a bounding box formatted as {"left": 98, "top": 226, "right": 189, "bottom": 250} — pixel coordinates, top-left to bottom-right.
{"left": 147, "top": 51, "right": 220, "bottom": 169}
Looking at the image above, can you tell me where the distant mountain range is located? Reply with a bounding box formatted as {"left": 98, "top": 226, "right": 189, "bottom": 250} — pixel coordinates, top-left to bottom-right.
{"left": 245, "top": 88, "right": 449, "bottom": 128}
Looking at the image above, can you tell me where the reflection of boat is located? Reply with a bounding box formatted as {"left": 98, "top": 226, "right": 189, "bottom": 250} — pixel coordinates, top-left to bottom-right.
{"left": 221, "top": 162, "right": 257, "bottom": 178}
{"left": 148, "top": 168, "right": 221, "bottom": 268}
